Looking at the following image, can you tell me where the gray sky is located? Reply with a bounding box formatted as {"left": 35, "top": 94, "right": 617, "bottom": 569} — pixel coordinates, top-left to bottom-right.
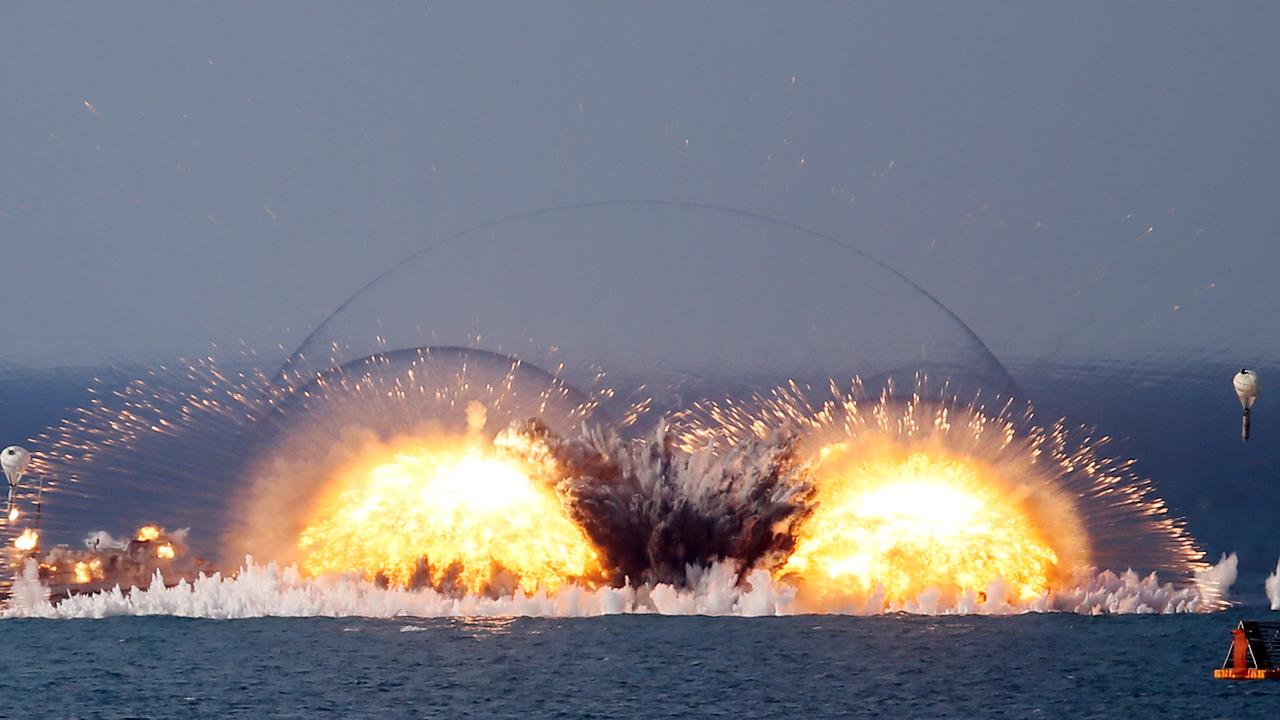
{"left": 2, "top": 2, "right": 1277, "bottom": 369}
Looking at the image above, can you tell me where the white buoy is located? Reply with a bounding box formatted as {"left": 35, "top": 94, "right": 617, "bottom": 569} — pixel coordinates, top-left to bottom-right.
{"left": 1234, "top": 370, "right": 1261, "bottom": 442}
{"left": 2, "top": 446, "right": 30, "bottom": 521}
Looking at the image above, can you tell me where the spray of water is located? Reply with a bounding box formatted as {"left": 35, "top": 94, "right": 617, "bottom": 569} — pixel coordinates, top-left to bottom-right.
{"left": 1265, "top": 558, "right": 1280, "bottom": 610}
{"left": 3, "top": 553, "right": 1236, "bottom": 619}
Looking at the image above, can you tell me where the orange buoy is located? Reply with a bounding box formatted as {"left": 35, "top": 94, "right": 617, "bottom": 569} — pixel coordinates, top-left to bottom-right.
{"left": 1215, "top": 621, "right": 1280, "bottom": 679}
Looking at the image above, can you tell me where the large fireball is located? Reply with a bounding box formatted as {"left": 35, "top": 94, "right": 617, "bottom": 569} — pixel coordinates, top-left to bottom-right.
{"left": 676, "top": 384, "right": 1122, "bottom": 611}
{"left": 294, "top": 406, "right": 603, "bottom": 595}
{"left": 781, "top": 442, "right": 1069, "bottom": 606}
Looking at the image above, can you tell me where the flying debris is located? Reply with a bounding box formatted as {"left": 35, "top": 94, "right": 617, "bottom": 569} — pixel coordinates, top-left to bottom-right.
{"left": 1234, "top": 370, "right": 1261, "bottom": 442}
{"left": 1, "top": 446, "right": 30, "bottom": 522}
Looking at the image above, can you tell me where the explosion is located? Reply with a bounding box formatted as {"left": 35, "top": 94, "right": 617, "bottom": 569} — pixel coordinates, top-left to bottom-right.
{"left": 675, "top": 379, "right": 1202, "bottom": 611}
{"left": 780, "top": 445, "right": 1065, "bottom": 606}
{"left": 13, "top": 529, "right": 38, "bottom": 553}
{"left": 135, "top": 526, "right": 161, "bottom": 542}
{"left": 293, "top": 403, "right": 603, "bottom": 595}
{"left": 73, "top": 560, "right": 101, "bottom": 584}
{"left": 25, "top": 343, "right": 1220, "bottom": 615}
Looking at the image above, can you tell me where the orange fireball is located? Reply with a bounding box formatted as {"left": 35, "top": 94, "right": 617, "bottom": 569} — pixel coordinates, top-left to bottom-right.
{"left": 780, "top": 439, "right": 1087, "bottom": 609}
{"left": 295, "top": 404, "right": 602, "bottom": 595}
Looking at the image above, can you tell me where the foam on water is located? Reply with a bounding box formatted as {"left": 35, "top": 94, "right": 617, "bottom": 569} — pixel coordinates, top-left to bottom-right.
{"left": 3, "top": 553, "right": 1237, "bottom": 620}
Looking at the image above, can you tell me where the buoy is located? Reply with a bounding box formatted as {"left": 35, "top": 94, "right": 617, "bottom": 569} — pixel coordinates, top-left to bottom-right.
{"left": 1234, "top": 370, "right": 1261, "bottom": 442}
{"left": 1214, "top": 620, "right": 1280, "bottom": 679}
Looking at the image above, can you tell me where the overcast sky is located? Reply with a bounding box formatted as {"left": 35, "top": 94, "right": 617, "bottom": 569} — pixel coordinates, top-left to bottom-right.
{"left": 2, "top": 2, "right": 1277, "bottom": 371}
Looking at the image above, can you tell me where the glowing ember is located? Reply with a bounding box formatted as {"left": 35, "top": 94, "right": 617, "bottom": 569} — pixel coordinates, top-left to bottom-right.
{"left": 13, "top": 528, "right": 38, "bottom": 552}
{"left": 135, "top": 525, "right": 161, "bottom": 542}
{"left": 781, "top": 446, "right": 1062, "bottom": 604}
{"left": 296, "top": 427, "right": 602, "bottom": 595}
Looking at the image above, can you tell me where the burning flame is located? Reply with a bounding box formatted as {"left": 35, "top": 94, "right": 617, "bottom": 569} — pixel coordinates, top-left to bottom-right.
{"left": 135, "top": 525, "right": 161, "bottom": 542}
{"left": 296, "top": 406, "right": 602, "bottom": 595}
{"left": 13, "top": 528, "right": 38, "bottom": 552}
{"left": 157, "top": 543, "right": 175, "bottom": 559}
{"left": 781, "top": 443, "right": 1072, "bottom": 607}
{"left": 8, "top": 507, "right": 18, "bottom": 522}
{"left": 73, "top": 559, "right": 103, "bottom": 584}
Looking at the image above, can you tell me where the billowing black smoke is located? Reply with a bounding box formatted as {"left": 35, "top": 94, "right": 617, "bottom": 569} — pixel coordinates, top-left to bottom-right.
{"left": 497, "top": 419, "right": 814, "bottom": 587}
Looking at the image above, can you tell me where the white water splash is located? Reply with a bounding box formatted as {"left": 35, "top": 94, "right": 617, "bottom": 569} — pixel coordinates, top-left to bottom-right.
{"left": 1265, "top": 557, "right": 1280, "bottom": 610}
{"left": 3, "top": 555, "right": 1236, "bottom": 619}
{"left": 82, "top": 531, "right": 128, "bottom": 550}
{"left": 1193, "top": 552, "right": 1238, "bottom": 609}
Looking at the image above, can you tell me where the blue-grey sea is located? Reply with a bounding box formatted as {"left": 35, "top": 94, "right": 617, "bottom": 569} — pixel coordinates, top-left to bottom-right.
{"left": 3, "top": 611, "right": 1278, "bottom": 719}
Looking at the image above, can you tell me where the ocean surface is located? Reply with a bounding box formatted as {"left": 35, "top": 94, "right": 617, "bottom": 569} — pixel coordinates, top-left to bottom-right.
{"left": 3, "top": 611, "right": 1279, "bottom": 719}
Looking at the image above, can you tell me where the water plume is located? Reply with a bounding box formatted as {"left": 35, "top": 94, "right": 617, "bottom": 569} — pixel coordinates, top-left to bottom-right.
{"left": 4, "top": 554, "right": 1236, "bottom": 619}
{"left": 1265, "top": 557, "right": 1280, "bottom": 610}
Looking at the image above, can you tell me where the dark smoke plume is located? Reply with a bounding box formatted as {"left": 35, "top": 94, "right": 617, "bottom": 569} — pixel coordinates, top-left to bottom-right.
{"left": 498, "top": 420, "right": 814, "bottom": 587}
